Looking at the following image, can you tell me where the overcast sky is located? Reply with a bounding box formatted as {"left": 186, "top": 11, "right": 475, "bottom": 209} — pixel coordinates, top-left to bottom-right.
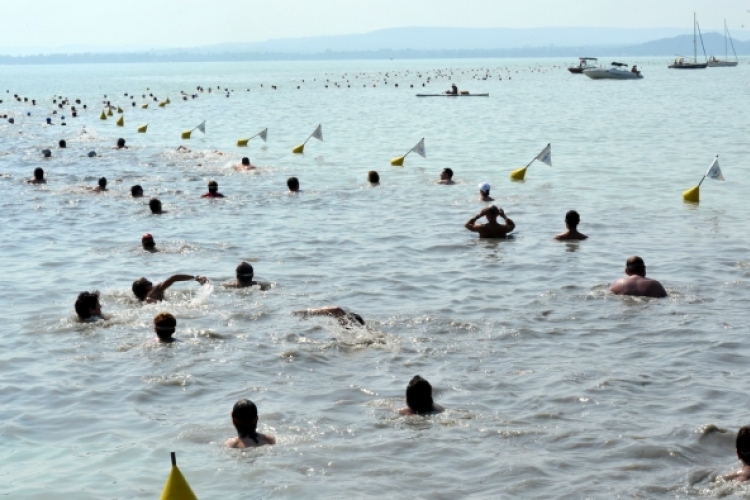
{"left": 2, "top": 0, "right": 748, "bottom": 50}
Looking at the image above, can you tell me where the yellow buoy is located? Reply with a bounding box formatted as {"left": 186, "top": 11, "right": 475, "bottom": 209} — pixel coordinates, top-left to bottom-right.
{"left": 159, "top": 101, "right": 167, "bottom": 107}
{"left": 390, "top": 156, "right": 405, "bottom": 166}
{"left": 292, "top": 144, "right": 305, "bottom": 154}
{"left": 141, "top": 103, "right": 149, "bottom": 109}
{"left": 116, "top": 116, "right": 124, "bottom": 127}
{"left": 117, "top": 107, "right": 123, "bottom": 114}
{"left": 107, "top": 108, "right": 113, "bottom": 116}
{"left": 165, "top": 97, "right": 171, "bottom": 104}
{"left": 137, "top": 124, "right": 148, "bottom": 133}
{"left": 99, "top": 111, "right": 107, "bottom": 120}
{"left": 237, "top": 138, "right": 249, "bottom": 147}
{"left": 160, "top": 454, "right": 197, "bottom": 500}
{"left": 181, "top": 130, "right": 192, "bottom": 139}
{"left": 682, "top": 185, "right": 700, "bottom": 203}
{"left": 510, "top": 166, "right": 527, "bottom": 181}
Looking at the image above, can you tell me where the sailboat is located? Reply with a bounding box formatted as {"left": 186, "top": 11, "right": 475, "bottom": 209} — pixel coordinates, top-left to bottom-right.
{"left": 707, "top": 20, "right": 738, "bottom": 67}
{"left": 669, "top": 13, "right": 708, "bottom": 69}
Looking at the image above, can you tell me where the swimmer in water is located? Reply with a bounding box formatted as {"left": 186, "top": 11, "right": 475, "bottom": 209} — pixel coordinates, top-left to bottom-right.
{"left": 554, "top": 210, "right": 588, "bottom": 241}
{"left": 723, "top": 426, "right": 750, "bottom": 482}
{"left": 223, "top": 262, "right": 270, "bottom": 290}
{"left": 465, "top": 205, "right": 515, "bottom": 238}
{"left": 287, "top": 176, "right": 300, "bottom": 193}
{"left": 149, "top": 198, "right": 165, "bottom": 214}
{"left": 115, "top": 138, "right": 127, "bottom": 149}
{"left": 225, "top": 399, "right": 276, "bottom": 448}
{"left": 58, "top": 139, "right": 66, "bottom": 148}
{"left": 398, "top": 375, "right": 444, "bottom": 415}
{"left": 132, "top": 274, "right": 208, "bottom": 303}
{"left": 478, "top": 182, "right": 494, "bottom": 201}
{"left": 42, "top": 149, "right": 52, "bottom": 159}
{"left": 438, "top": 168, "right": 455, "bottom": 185}
{"left": 609, "top": 256, "right": 667, "bottom": 298}
{"left": 176, "top": 145, "right": 191, "bottom": 153}
{"left": 153, "top": 312, "right": 177, "bottom": 343}
{"left": 74, "top": 291, "right": 110, "bottom": 321}
{"left": 91, "top": 177, "right": 107, "bottom": 193}
{"left": 235, "top": 157, "right": 255, "bottom": 171}
{"left": 28, "top": 167, "right": 46, "bottom": 184}
{"left": 131, "top": 185, "right": 143, "bottom": 198}
{"left": 368, "top": 170, "right": 380, "bottom": 186}
{"left": 292, "top": 306, "right": 364, "bottom": 327}
{"left": 201, "top": 180, "right": 225, "bottom": 198}
{"left": 141, "top": 233, "right": 157, "bottom": 253}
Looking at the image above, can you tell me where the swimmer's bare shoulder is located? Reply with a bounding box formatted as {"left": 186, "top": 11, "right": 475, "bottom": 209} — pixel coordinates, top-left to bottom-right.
{"left": 398, "top": 404, "right": 444, "bottom": 416}
{"left": 225, "top": 434, "right": 276, "bottom": 448}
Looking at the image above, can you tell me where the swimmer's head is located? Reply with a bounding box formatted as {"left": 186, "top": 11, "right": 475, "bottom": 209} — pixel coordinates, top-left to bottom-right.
{"left": 141, "top": 233, "right": 155, "bottom": 249}
{"left": 98, "top": 177, "right": 107, "bottom": 188}
{"left": 287, "top": 176, "right": 299, "bottom": 192}
{"left": 565, "top": 210, "right": 580, "bottom": 228}
{"left": 208, "top": 180, "right": 218, "bottom": 193}
{"left": 737, "top": 426, "right": 750, "bottom": 465}
{"left": 33, "top": 167, "right": 44, "bottom": 180}
{"left": 487, "top": 205, "right": 501, "bottom": 217}
{"left": 87, "top": 151, "right": 96, "bottom": 158}
{"left": 368, "top": 171, "right": 380, "bottom": 184}
{"left": 241, "top": 157, "right": 250, "bottom": 166}
{"left": 406, "top": 375, "right": 434, "bottom": 415}
{"left": 132, "top": 277, "right": 153, "bottom": 301}
{"left": 42, "top": 149, "right": 52, "bottom": 158}
{"left": 58, "top": 139, "right": 66, "bottom": 148}
{"left": 232, "top": 399, "right": 259, "bottom": 439}
{"left": 236, "top": 262, "right": 254, "bottom": 283}
{"left": 478, "top": 182, "right": 490, "bottom": 195}
{"left": 441, "top": 168, "right": 453, "bottom": 180}
{"left": 149, "top": 198, "right": 162, "bottom": 214}
{"left": 116, "top": 138, "right": 126, "bottom": 148}
{"left": 349, "top": 313, "right": 365, "bottom": 326}
{"left": 625, "top": 256, "right": 646, "bottom": 277}
{"left": 154, "top": 312, "right": 176, "bottom": 341}
{"left": 131, "top": 185, "right": 143, "bottom": 198}
{"left": 75, "top": 291, "right": 101, "bottom": 320}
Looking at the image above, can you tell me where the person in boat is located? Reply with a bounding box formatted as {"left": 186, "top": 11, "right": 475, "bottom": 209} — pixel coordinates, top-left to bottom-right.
{"left": 465, "top": 205, "right": 515, "bottom": 239}
{"left": 141, "top": 233, "right": 157, "bottom": 253}
{"left": 75, "top": 291, "right": 110, "bottom": 321}
{"left": 723, "top": 426, "right": 750, "bottom": 482}
{"left": 292, "top": 306, "right": 364, "bottom": 327}
{"left": 223, "top": 262, "right": 270, "bottom": 290}
{"left": 132, "top": 274, "right": 209, "bottom": 303}
{"left": 28, "top": 167, "right": 46, "bottom": 184}
{"left": 201, "top": 180, "right": 225, "bottom": 198}
{"left": 478, "top": 182, "right": 494, "bottom": 201}
{"left": 153, "top": 312, "right": 178, "bottom": 343}
{"left": 438, "top": 168, "right": 455, "bottom": 185}
{"left": 445, "top": 83, "right": 458, "bottom": 95}
{"left": 631, "top": 65, "right": 639, "bottom": 74}
{"left": 226, "top": 399, "right": 276, "bottom": 448}
{"left": 398, "top": 375, "right": 444, "bottom": 415}
{"left": 235, "top": 157, "right": 255, "bottom": 171}
{"left": 609, "top": 256, "right": 667, "bottom": 298}
{"left": 554, "top": 210, "right": 588, "bottom": 241}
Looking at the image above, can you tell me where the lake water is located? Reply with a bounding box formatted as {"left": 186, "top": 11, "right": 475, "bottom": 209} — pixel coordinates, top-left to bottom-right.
{"left": 1, "top": 57, "right": 750, "bottom": 499}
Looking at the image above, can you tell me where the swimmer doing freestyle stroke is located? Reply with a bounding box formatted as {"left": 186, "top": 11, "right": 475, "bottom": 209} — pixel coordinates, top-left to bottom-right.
{"left": 132, "top": 274, "right": 208, "bottom": 303}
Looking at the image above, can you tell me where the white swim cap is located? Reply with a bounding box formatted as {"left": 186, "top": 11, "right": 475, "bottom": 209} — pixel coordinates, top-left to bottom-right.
{"left": 479, "top": 182, "right": 490, "bottom": 192}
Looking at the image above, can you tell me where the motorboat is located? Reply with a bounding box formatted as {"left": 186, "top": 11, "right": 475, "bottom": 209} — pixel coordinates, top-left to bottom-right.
{"left": 707, "top": 20, "right": 738, "bottom": 67}
{"left": 568, "top": 57, "right": 599, "bottom": 74}
{"left": 669, "top": 13, "right": 708, "bottom": 69}
{"left": 583, "top": 62, "right": 643, "bottom": 80}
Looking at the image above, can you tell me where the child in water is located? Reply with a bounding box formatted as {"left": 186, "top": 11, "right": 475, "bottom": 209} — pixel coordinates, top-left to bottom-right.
{"left": 225, "top": 399, "right": 275, "bottom": 448}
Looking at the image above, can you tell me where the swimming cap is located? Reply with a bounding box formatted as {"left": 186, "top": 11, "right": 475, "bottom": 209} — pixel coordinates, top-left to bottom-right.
{"left": 479, "top": 182, "right": 490, "bottom": 192}
{"left": 142, "top": 233, "right": 153, "bottom": 241}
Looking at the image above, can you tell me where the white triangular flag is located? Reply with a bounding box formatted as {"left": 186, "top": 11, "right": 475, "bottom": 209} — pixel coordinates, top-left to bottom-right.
{"left": 196, "top": 120, "right": 206, "bottom": 134}
{"left": 536, "top": 143, "right": 552, "bottom": 166}
{"left": 705, "top": 157, "right": 724, "bottom": 181}
{"left": 311, "top": 124, "right": 323, "bottom": 141}
{"left": 258, "top": 128, "right": 268, "bottom": 142}
{"left": 411, "top": 138, "right": 426, "bottom": 158}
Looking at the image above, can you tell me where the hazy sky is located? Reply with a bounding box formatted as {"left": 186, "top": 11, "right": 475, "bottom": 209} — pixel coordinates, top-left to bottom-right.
{"left": 2, "top": 0, "right": 749, "bottom": 49}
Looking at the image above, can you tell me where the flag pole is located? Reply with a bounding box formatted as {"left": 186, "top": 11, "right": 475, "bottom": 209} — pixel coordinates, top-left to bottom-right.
{"left": 171, "top": 452, "right": 176, "bottom": 466}
{"left": 697, "top": 175, "right": 707, "bottom": 188}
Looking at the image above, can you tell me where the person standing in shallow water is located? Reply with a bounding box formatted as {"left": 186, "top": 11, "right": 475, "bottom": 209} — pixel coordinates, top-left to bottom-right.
{"left": 225, "top": 399, "right": 276, "bottom": 448}
{"left": 28, "top": 167, "right": 46, "bottom": 184}
{"left": 437, "top": 168, "right": 455, "bottom": 185}
{"left": 554, "top": 210, "right": 588, "bottom": 241}
{"left": 398, "top": 376, "right": 444, "bottom": 415}
{"left": 465, "top": 205, "right": 515, "bottom": 238}
{"left": 201, "top": 180, "right": 224, "bottom": 198}
{"left": 609, "top": 256, "right": 667, "bottom": 298}
{"left": 153, "top": 312, "right": 177, "bottom": 343}
{"left": 478, "top": 182, "right": 493, "bottom": 201}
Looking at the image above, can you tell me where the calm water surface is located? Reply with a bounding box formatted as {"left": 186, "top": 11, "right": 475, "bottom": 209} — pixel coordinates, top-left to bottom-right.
{"left": 1, "top": 58, "right": 750, "bottom": 499}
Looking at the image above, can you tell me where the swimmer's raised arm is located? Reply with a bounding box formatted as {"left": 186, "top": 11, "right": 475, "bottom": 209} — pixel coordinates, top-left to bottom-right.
{"left": 151, "top": 274, "right": 208, "bottom": 297}
{"left": 292, "top": 306, "right": 346, "bottom": 318}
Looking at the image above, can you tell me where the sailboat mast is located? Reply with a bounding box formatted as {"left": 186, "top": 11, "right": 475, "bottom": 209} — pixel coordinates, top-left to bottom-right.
{"left": 725, "top": 19, "right": 728, "bottom": 59}
{"left": 693, "top": 12, "right": 697, "bottom": 62}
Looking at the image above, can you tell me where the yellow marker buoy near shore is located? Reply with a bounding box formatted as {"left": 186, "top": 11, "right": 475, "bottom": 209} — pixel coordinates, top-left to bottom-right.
{"left": 116, "top": 115, "right": 124, "bottom": 127}
{"left": 292, "top": 144, "right": 305, "bottom": 154}
{"left": 293, "top": 124, "right": 323, "bottom": 154}
{"left": 99, "top": 111, "right": 107, "bottom": 120}
{"left": 182, "top": 120, "right": 205, "bottom": 140}
{"left": 390, "top": 156, "right": 405, "bottom": 166}
{"left": 160, "top": 452, "right": 197, "bottom": 500}
{"left": 511, "top": 143, "right": 551, "bottom": 181}
{"left": 237, "top": 128, "right": 268, "bottom": 147}
{"left": 390, "top": 138, "right": 425, "bottom": 166}
{"left": 142, "top": 103, "right": 149, "bottom": 109}
{"left": 682, "top": 156, "right": 724, "bottom": 204}
{"left": 138, "top": 124, "right": 148, "bottom": 133}
{"left": 107, "top": 108, "right": 113, "bottom": 116}
{"left": 510, "top": 166, "right": 527, "bottom": 180}
{"left": 682, "top": 186, "right": 700, "bottom": 203}
{"left": 159, "top": 101, "right": 167, "bottom": 107}
{"left": 117, "top": 106, "right": 123, "bottom": 114}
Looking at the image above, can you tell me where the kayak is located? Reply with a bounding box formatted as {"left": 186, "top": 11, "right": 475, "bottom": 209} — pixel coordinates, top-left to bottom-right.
{"left": 416, "top": 93, "right": 489, "bottom": 97}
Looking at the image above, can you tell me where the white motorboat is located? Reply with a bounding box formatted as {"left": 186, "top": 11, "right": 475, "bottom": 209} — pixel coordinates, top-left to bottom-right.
{"left": 583, "top": 62, "right": 643, "bottom": 80}
{"left": 707, "top": 20, "right": 738, "bottom": 67}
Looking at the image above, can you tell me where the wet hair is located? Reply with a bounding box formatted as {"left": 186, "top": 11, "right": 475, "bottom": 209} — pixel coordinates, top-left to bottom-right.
{"left": 42, "top": 149, "right": 51, "bottom": 158}
{"left": 241, "top": 157, "right": 250, "bottom": 166}
{"left": 626, "top": 256, "right": 645, "bottom": 271}
{"left": 149, "top": 198, "right": 162, "bottom": 214}
{"left": 74, "top": 291, "right": 100, "bottom": 320}
{"left": 131, "top": 184, "right": 143, "bottom": 197}
{"left": 116, "top": 138, "right": 126, "bottom": 148}
{"left": 565, "top": 210, "right": 580, "bottom": 227}
{"left": 232, "top": 399, "right": 259, "bottom": 443}
{"left": 442, "top": 168, "right": 453, "bottom": 179}
{"left": 132, "top": 277, "right": 152, "bottom": 301}
{"left": 208, "top": 180, "right": 218, "bottom": 192}
{"left": 405, "top": 375, "right": 434, "bottom": 414}
{"left": 488, "top": 205, "right": 500, "bottom": 217}
{"left": 33, "top": 167, "right": 44, "bottom": 180}
{"left": 98, "top": 177, "right": 107, "bottom": 188}
{"left": 737, "top": 426, "right": 750, "bottom": 465}
{"left": 368, "top": 171, "right": 380, "bottom": 183}
{"left": 154, "top": 312, "right": 176, "bottom": 340}
{"left": 58, "top": 139, "right": 66, "bottom": 148}
{"left": 236, "top": 262, "right": 254, "bottom": 282}
{"left": 287, "top": 176, "right": 299, "bottom": 192}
